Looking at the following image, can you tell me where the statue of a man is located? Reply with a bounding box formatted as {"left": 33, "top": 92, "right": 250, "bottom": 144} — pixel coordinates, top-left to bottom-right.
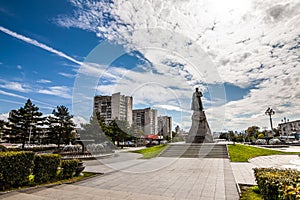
{"left": 191, "top": 88, "right": 203, "bottom": 111}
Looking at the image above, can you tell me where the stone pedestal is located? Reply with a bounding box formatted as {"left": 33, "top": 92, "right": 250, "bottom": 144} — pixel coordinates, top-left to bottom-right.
{"left": 186, "top": 111, "right": 213, "bottom": 143}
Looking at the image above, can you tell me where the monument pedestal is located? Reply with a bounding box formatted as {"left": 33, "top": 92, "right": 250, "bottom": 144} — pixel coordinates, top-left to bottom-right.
{"left": 186, "top": 111, "right": 213, "bottom": 143}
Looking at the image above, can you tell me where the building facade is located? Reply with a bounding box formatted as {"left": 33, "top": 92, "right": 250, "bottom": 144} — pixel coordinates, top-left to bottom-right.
{"left": 158, "top": 116, "right": 172, "bottom": 139}
{"left": 278, "top": 119, "right": 300, "bottom": 139}
{"left": 132, "top": 107, "right": 157, "bottom": 135}
{"left": 94, "top": 92, "right": 133, "bottom": 125}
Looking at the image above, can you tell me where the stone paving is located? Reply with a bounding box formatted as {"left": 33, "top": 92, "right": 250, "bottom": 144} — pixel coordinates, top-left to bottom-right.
{"left": 78, "top": 157, "right": 239, "bottom": 200}
{"left": 5, "top": 145, "right": 300, "bottom": 199}
{"left": 231, "top": 154, "right": 300, "bottom": 185}
{"left": 1, "top": 150, "right": 239, "bottom": 200}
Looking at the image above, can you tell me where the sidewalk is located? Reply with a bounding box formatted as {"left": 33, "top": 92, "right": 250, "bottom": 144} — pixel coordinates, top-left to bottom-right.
{"left": 231, "top": 154, "right": 300, "bottom": 185}
{"left": 1, "top": 151, "right": 239, "bottom": 200}
{"left": 80, "top": 156, "right": 239, "bottom": 199}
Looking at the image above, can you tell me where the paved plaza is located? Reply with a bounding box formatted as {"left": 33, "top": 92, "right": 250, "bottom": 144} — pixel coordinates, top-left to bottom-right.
{"left": 1, "top": 150, "right": 239, "bottom": 200}
{"left": 2, "top": 145, "right": 300, "bottom": 199}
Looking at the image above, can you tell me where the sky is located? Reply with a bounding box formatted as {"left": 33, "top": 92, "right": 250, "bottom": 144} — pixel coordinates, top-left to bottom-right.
{"left": 0, "top": 0, "right": 299, "bottom": 132}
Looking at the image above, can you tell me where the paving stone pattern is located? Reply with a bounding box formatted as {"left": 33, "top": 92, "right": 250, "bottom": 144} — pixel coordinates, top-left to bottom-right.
{"left": 1, "top": 145, "right": 239, "bottom": 200}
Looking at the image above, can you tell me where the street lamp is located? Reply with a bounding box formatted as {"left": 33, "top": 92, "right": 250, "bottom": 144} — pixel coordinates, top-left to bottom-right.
{"left": 265, "top": 107, "right": 275, "bottom": 132}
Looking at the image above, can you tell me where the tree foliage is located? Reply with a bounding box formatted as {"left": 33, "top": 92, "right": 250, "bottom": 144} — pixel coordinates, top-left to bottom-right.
{"left": 8, "top": 99, "right": 44, "bottom": 148}
{"left": 47, "top": 106, "right": 75, "bottom": 148}
{"left": 79, "top": 112, "right": 107, "bottom": 143}
{"left": 246, "top": 126, "right": 260, "bottom": 138}
{"left": 108, "top": 119, "right": 131, "bottom": 146}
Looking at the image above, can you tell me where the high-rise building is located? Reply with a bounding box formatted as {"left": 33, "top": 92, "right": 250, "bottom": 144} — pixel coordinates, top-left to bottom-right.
{"left": 132, "top": 107, "right": 157, "bottom": 135}
{"left": 94, "top": 92, "right": 133, "bottom": 125}
{"left": 158, "top": 116, "right": 172, "bottom": 139}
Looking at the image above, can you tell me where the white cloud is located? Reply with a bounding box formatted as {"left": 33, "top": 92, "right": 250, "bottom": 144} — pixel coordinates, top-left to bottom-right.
{"left": 37, "top": 86, "right": 72, "bottom": 99}
{"left": 0, "top": 112, "right": 9, "bottom": 122}
{"left": 0, "top": 81, "right": 29, "bottom": 93}
{"left": 58, "top": 72, "right": 76, "bottom": 78}
{"left": 72, "top": 116, "right": 87, "bottom": 128}
{"left": 0, "top": 26, "right": 82, "bottom": 66}
{"left": 0, "top": 89, "right": 28, "bottom": 99}
{"left": 0, "top": 90, "right": 55, "bottom": 111}
{"left": 57, "top": 0, "right": 300, "bottom": 131}
{"left": 37, "top": 79, "right": 52, "bottom": 84}
{"left": 154, "top": 104, "right": 184, "bottom": 112}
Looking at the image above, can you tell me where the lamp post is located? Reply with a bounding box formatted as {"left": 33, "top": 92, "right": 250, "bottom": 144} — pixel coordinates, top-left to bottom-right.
{"left": 265, "top": 107, "right": 275, "bottom": 132}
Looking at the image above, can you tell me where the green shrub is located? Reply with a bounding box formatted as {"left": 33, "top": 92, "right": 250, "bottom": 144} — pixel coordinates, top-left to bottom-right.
{"left": 0, "top": 145, "right": 7, "bottom": 152}
{"left": 8, "top": 146, "right": 56, "bottom": 152}
{"left": 0, "top": 151, "right": 35, "bottom": 190}
{"left": 33, "top": 154, "right": 61, "bottom": 184}
{"left": 59, "top": 159, "right": 79, "bottom": 179}
{"left": 254, "top": 168, "right": 300, "bottom": 200}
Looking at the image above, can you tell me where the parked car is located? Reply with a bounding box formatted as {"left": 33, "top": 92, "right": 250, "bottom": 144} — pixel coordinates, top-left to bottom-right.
{"left": 256, "top": 139, "right": 267, "bottom": 145}
{"left": 269, "top": 138, "right": 282, "bottom": 145}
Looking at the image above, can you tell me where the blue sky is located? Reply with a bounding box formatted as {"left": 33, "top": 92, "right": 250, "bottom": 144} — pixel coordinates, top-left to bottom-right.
{"left": 0, "top": 0, "right": 299, "bottom": 132}
{"left": 0, "top": 0, "right": 98, "bottom": 113}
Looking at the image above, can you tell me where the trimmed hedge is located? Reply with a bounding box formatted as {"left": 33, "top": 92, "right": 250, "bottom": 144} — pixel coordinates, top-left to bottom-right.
{"left": 254, "top": 168, "right": 300, "bottom": 200}
{"left": 60, "top": 159, "right": 79, "bottom": 179}
{"left": 33, "top": 154, "right": 61, "bottom": 184}
{"left": 0, "top": 151, "right": 82, "bottom": 190}
{"left": 0, "top": 151, "right": 35, "bottom": 190}
{"left": 8, "top": 146, "right": 56, "bottom": 152}
{"left": 0, "top": 145, "right": 8, "bottom": 152}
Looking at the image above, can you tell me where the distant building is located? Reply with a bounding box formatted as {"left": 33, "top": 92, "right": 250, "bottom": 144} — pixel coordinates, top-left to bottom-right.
{"left": 158, "top": 116, "right": 172, "bottom": 140}
{"left": 132, "top": 107, "right": 157, "bottom": 135}
{"left": 278, "top": 119, "right": 300, "bottom": 139}
{"left": 94, "top": 92, "right": 133, "bottom": 125}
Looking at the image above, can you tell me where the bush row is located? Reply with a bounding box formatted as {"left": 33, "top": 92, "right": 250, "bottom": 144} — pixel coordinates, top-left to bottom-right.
{"left": 0, "top": 151, "right": 80, "bottom": 191}
{"left": 0, "top": 145, "right": 56, "bottom": 153}
{"left": 254, "top": 168, "right": 300, "bottom": 200}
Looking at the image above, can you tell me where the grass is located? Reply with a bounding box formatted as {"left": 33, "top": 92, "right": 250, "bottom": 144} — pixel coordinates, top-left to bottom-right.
{"left": 240, "top": 185, "right": 263, "bottom": 200}
{"left": 228, "top": 144, "right": 300, "bottom": 162}
{"left": 130, "top": 144, "right": 168, "bottom": 159}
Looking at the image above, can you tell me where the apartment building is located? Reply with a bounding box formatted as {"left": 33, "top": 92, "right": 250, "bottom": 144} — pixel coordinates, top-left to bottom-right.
{"left": 132, "top": 107, "right": 157, "bottom": 135}
{"left": 94, "top": 92, "right": 133, "bottom": 125}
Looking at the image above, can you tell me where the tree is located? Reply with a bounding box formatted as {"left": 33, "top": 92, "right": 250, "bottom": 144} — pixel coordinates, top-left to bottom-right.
{"left": 47, "top": 106, "right": 75, "bottom": 148}
{"left": 246, "top": 126, "right": 260, "bottom": 140}
{"left": 107, "top": 119, "right": 131, "bottom": 146}
{"left": 257, "top": 133, "right": 265, "bottom": 139}
{"left": 0, "top": 119, "right": 8, "bottom": 141}
{"left": 129, "top": 123, "right": 145, "bottom": 147}
{"left": 219, "top": 132, "right": 229, "bottom": 140}
{"left": 8, "top": 99, "right": 44, "bottom": 148}
{"left": 79, "top": 112, "right": 107, "bottom": 143}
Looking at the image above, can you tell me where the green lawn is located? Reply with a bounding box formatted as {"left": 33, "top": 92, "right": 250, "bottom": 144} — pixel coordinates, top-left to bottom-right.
{"left": 130, "top": 144, "right": 168, "bottom": 159}
{"left": 228, "top": 144, "right": 300, "bottom": 162}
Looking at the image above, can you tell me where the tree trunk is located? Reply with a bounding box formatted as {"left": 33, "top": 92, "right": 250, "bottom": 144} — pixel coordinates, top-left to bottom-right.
{"left": 57, "top": 133, "right": 61, "bottom": 149}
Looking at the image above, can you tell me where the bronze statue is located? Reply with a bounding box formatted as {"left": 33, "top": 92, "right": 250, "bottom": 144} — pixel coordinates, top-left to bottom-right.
{"left": 191, "top": 88, "right": 203, "bottom": 111}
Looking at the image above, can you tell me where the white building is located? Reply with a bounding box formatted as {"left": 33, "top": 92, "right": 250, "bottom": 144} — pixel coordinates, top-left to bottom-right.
{"left": 132, "top": 107, "right": 157, "bottom": 135}
{"left": 158, "top": 116, "right": 172, "bottom": 139}
{"left": 278, "top": 119, "right": 300, "bottom": 139}
{"left": 94, "top": 92, "right": 133, "bottom": 125}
